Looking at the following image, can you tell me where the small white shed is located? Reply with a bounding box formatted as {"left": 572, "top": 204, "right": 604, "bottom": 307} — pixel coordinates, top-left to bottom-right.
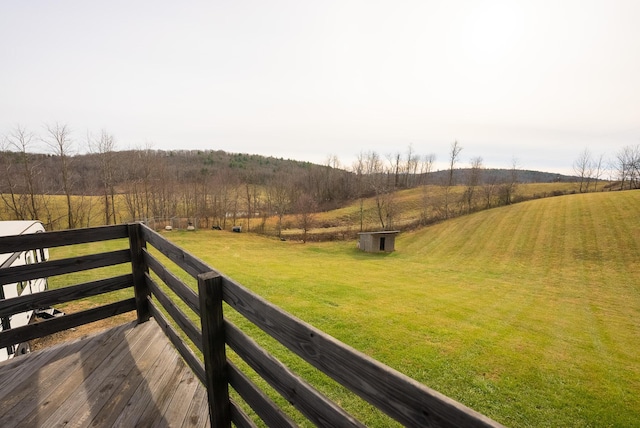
{"left": 357, "top": 231, "right": 400, "bottom": 253}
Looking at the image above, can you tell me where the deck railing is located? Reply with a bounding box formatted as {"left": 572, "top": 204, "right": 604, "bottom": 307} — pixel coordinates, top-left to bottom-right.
{"left": 0, "top": 223, "right": 502, "bottom": 428}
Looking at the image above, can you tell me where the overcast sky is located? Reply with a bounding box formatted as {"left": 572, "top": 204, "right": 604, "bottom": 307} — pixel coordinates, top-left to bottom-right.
{"left": 1, "top": 0, "right": 638, "bottom": 174}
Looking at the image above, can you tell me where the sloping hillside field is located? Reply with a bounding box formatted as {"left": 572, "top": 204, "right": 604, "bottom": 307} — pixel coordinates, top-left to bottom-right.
{"left": 149, "top": 191, "right": 639, "bottom": 426}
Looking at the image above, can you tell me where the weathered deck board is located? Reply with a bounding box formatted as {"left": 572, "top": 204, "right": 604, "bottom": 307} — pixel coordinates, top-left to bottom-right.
{"left": 183, "top": 383, "right": 211, "bottom": 428}
{"left": 160, "top": 365, "right": 202, "bottom": 426}
{"left": 81, "top": 324, "right": 179, "bottom": 427}
{"left": 41, "top": 320, "right": 162, "bottom": 426}
{"left": 0, "top": 318, "right": 210, "bottom": 428}
{"left": 0, "top": 325, "right": 117, "bottom": 425}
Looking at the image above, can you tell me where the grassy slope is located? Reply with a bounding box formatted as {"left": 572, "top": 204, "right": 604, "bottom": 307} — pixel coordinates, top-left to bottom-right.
{"left": 277, "top": 182, "right": 584, "bottom": 236}
{"left": 163, "top": 190, "right": 639, "bottom": 427}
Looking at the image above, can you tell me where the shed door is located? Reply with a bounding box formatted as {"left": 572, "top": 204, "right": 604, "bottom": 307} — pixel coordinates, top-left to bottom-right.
{"left": 379, "top": 237, "right": 386, "bottom": 251}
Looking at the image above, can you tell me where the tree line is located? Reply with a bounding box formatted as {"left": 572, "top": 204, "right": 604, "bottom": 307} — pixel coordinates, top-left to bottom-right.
{"left": 1, "top": 124, "right": 637, "bottom": 233}
{"left": 573, "top": 146, "right": 640, "bottom": 192}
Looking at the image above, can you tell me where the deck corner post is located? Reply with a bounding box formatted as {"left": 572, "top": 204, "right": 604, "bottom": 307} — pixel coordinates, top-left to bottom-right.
{"left": 128, "top": 222, "right": 150, "bottom": 323}
{"left": 198, "top": 271, "right": 231, "bottom": 428}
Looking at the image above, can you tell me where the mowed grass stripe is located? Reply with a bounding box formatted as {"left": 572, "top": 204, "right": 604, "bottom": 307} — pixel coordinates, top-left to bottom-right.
{"left": 395, "top": 192, "right": 639, "bottom": 426}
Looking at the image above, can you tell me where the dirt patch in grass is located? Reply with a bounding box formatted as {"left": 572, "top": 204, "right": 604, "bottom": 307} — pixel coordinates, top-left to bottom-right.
{"left": 29, "top": 300, "right": 137, "bottom": 352}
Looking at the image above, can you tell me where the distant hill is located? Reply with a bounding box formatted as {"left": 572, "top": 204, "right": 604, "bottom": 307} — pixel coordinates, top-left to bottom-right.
{"left": 2, "top": 148, "right": 576, "bottom": 202}
{"left": 426, "top": 168, "right": 578, "bottom": 184}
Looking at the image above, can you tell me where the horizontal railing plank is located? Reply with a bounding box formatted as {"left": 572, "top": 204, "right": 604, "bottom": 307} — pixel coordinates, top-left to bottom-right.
{"left": 140, "top": 224, "right": 210, "bottom": 279}
{"left": 230, "top": 399, "right": 259, "bottom": 428}
{"left": 222, "top": 276, "right": 501, "bottom": 428}
{"left": 0, "top": 298, "right": 136, "bottom": 349}
{"left": 225, "top": 321, "right": 364, "bottom": 428}
{"left": 143, "top": 249, "right": 200, "bottom": 316}
{"left": 0, "top": 224, "right": 129, "bottom": 254}
{"left": 146, "top": 274, "right": 203, "bottom": 353}
{"left": 0, "top": 274, "right": 133, "bottom": 318}
{"left": 227, "top": 361, "right": 297, "bottom": 428}
{"left": 0, "top": 250, "right": 131, "bottom": 286}
{"left": 148, "top": 300, "right": 206, "bottom": 385}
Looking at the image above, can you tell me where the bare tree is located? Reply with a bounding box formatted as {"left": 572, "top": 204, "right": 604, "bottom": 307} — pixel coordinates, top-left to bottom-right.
{"left": 90, "top": 130, "right": 118, "bottom": 224}
{"left": 123, "top": 145, "right": 156, "bottom": 221}
{"left": 209, "top": 168, "right": 239, "bottom": 230}
{"left": 444, "top": 141, "right": 463, "bottom": 218}
{"left": 244, "top": 180, "right": 257, "bottom": 232}
{"left": 18, "top": 129, "right": 43, "bottom": 220}
{"left": 320, "top": 154, "right": 343, "bottom": 206}
{"left": 364, "top": 151, "right": 396, "bottom": 229}
{"left": 419, "top": 153, "right": 436, "bottom": 224}
{"left": 44, "top": 123, "right": 76, "bottom": 228}
{"left": 229, "top": 184, "right": 242, "bottom": 229}
{"left": 387, "top": 151, "right": 402, "bottom": 189}
{"left": 294, "top": 193, "right": 317, "bottom": 243}
{"left": 139, "top": 142, "right": 155, "bottom": 218}
{"left": 482, "top": 175, "right": 499, "bottom": 209}
{"left": 195, "top": 167, "right": 211, "bottom": 228}
{"left": 352, "top": 152, "right": 367, "bottom": 232}
{"left": 122, "top": 170, "right": 142, "bottom": 222}
{"left": 463, "top": 156, "right": 483, "bottom": 213}
{"left": 592, "top": 153, "right": 606, "bottom": 192}
{"left": 4, "top": 126, "right": 46, "bottom": 221}
{"left": 573, "top": 148, "right": 593, "bottom": 193}
{"left": 405, "top": 144, "right": 420, "bottom": 188}
{"left": 632, "top": 146, "right": 640, "bottom": 189}
{"left": 418, "top": 153, "right": 436, "bottom": 184}
{"left": 615, "top": 145, "right": 640, "bottom": 190}
{"left": 0, "top": 136, "right": 25, "bottom": 220}
{"left": 180, "top": 180, "right": 197, "bottom": 220}
{"left": 0, "top": 136, "right": 23, "bottom": 219}
{"left": 447, "top": 141, "right": 463, "bottom": 186}
{"left": 499, "top": 158, "right": 519, "bottom": 205}
{"left": 268, "top": 171, "right": 293, "bottom": 238}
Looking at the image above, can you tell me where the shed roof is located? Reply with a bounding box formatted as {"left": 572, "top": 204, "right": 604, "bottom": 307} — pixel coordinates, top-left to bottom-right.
{"left": 357, "top": 231, "right": 400, "bottom": 236}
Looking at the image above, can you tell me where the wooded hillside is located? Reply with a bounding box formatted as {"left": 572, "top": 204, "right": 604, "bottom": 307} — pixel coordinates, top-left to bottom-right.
{"left": 2, "top": 133, "right": 637, "bottom": 233}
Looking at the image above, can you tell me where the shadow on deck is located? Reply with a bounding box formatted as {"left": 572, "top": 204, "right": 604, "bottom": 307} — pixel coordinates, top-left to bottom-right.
{"left": 0, "top": 319, "right": 209, "bottom": 427}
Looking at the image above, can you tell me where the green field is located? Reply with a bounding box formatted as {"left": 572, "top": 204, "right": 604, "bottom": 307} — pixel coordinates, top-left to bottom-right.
{"left": 49, "top": 190, "right": 640, "bottom": 426}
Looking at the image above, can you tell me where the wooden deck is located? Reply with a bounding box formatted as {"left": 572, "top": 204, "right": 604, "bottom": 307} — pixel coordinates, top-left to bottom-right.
{"left": 0, "top": 318, "right": 210, "bottom": 428}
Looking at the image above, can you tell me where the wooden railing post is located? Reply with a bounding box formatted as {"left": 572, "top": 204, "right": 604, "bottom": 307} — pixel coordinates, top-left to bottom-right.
{"left": 128, "top": 223, "right": 150, "bottom": 323}
{"left": 198, "top": 271, "right": 231, "bottom": 428}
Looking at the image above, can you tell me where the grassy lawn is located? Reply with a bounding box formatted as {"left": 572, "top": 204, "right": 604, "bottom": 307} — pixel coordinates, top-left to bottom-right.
{"left": 45, "top": 190, "right": 639, "bottom": 426}
{"left": 163, "top": 190, "right": 639, "bottom": 427}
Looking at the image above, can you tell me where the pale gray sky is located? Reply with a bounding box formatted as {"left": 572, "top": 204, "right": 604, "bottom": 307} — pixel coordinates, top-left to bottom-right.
{"left": 1, "top": 0, "right": 639, "bottom": 174}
